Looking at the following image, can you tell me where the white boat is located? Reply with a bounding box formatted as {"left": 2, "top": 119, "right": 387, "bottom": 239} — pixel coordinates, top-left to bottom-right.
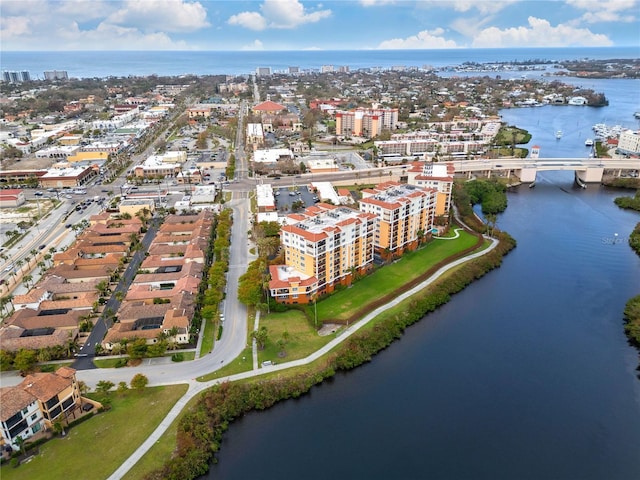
{"left": 556, "top": 130, "right": 563, "bottom": 139}
{"left": 585, "top": 139, "right": 594, "bottom": 147}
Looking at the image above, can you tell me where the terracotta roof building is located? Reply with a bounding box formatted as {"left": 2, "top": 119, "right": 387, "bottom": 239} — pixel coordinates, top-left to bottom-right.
{"left": 269, "top": 204, "right": 376, "bottom": 304}
{"left": 0, "top": 367, "right": 90, "bottom": 451}
{"left": 252, "top": 100, "right": 287, "bottom": 114}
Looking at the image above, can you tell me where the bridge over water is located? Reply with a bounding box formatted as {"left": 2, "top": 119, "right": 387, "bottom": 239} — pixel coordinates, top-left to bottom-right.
{"left": 450, "top": 157, "right": 639, "bottom": 184}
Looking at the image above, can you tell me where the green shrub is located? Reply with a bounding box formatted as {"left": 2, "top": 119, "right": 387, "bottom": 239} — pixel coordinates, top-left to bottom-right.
{"left": 142, "top": 233, "right": 517, "bottom": 480}
{"left": 171, "top": 353, "right": 184, "bottom": 362}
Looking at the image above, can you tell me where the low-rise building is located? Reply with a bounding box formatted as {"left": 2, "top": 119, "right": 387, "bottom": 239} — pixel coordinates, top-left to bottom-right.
{"left": 0, "top": 189, "right": 26, "bottom": 208}
{"left": 0, "top": 367, "right": 92, "bottom": 451}
{"left": 618, "top": 129, "right": 640, "bottom": 155}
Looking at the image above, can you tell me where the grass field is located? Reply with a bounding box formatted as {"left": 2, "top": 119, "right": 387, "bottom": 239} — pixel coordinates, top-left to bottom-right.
{"left": 196, "top": 346, "right": 253, "bottom": 382}
{"left": 258, "top": 309, "right": 335, "bottom": 365}
{"left": 199, "top": 313, "right": 217, "bottom": 356}
{"left": 0, "top": 384, "right": 188, "bottom": 480}
{"left": 316, "top": 230, "right": 479, "bottom": 322}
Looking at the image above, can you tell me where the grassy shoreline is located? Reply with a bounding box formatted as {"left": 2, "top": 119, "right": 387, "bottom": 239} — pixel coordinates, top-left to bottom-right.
{"left": 135, "top": 227, "right": 516, "bottom": 480}
{"left": 0, "top": 385, "right": 188, "bottom": 480}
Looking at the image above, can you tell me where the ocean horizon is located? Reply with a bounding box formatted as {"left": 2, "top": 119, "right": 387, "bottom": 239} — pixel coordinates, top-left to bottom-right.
{"left": 2, "top": 46, "right": 638, "bottom": 79}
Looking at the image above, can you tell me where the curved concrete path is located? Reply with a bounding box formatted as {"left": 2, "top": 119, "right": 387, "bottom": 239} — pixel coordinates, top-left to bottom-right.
{"left": 108, "top": 235, "right": 499, "bottom": 480}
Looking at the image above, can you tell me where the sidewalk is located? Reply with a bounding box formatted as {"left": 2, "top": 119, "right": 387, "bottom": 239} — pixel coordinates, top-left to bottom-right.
{"left": 107, "top": 235, "right": 500, "bottom": 480}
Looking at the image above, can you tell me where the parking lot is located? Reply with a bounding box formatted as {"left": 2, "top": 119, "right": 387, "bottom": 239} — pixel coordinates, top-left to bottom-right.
{"left": 273, "top": 186, "right": 318, "bottom": 212}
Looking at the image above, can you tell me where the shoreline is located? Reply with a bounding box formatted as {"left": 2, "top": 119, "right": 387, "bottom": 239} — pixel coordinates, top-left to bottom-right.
{"left": 128, "top": 226, "right": 516, "bottom": 480}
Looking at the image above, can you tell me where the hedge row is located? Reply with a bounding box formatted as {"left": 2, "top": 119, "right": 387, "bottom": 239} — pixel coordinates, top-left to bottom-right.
{"left": 142, "top": 232, "right": 516, "bottom": 480}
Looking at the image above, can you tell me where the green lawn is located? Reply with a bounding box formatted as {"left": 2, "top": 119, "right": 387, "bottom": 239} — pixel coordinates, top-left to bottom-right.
{"left": 197, "top": 346, "right": 253, "bottom": 382}
{"left": 258, "top": 309, "right": 335, "bottom": 365}
{"left": 316, "top": 230, "right": 479, "bottom": 322}
{"left": 0, "top": 385, "right": 188, "bottom": 480}
{"left": 93, "top": 357, "right": 128, "bottom": 368}
{"left": 122, "top": 392, "right": 204, "bottom": 480}
{"left": 199, "top": 313, "right": 217, "bottom": 356}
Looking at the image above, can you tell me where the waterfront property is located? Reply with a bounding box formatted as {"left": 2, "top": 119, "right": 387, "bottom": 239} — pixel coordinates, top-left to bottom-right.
{"left": 359, "top": 182, "right": 436, "bottom": 258}
{"left": 269, "top": 204, "right": 377, "bottom": 304}
{"left": 0, "top": 367, "right": 97, "bottom": 451}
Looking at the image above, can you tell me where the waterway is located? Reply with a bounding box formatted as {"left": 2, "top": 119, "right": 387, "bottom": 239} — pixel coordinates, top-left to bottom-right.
{"left": 207, "top": 77, "right": 640, "bottom": 479}
{"left": 208, "top": 172, "right": 640, "bottom": 480}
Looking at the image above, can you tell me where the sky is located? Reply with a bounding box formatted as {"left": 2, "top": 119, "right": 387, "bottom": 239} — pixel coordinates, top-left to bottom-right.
{"left": 1, "top": 0, "right": 639, "bottom": 51}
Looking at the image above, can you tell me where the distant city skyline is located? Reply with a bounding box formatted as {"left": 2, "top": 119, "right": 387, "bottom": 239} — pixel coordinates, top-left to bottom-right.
{"left": 1, "top": 0, "right": 638, "bottom": 52}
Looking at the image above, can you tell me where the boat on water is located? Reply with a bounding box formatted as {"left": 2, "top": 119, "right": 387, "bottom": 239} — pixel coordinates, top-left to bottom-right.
{"left": 634, "top": 112, "right": 640, "bottom": 119}
{"left": 555, "top": 130, "right": 563, "bottom": 139}
{"left": 585, "top": 139, "right": 594, "bottom": 147}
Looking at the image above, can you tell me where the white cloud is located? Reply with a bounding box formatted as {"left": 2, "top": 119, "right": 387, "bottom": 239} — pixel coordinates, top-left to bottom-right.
{"left": 0, "top": 16, "right": 32, "bottom": 37}
{"left": 55, "top": 0, "right": 113, "bottom": 21}
{"left": 472, "top": 16, "right": 613, "bottom": 47}
{"left": 378, "top": 29, "right": 459, "bottom": 49}
{"left": 241, "top": 39, "right": 265, "bottom": 50}
{"left": 228, "top": 11, "right": 268, "bottom": 31}
{"left": 0, "top": 0, "right": 205, "bottom": 50}
{"left": 52, "top": 21, "right": 191, "bottom": 50}
{"left": 452, "top": 0, "right": 518, "bottom": 15}
{"left": 227, "top": 0, "right": 331, "bottom": 30}
{"left": 359, "top": 0, "right": 397, "bottom": 6}
{"left": 567, "top": 0, "right": 637, "bottom": 23}
{"left": 106, "top": 0, "right": 210, "bottom": 33}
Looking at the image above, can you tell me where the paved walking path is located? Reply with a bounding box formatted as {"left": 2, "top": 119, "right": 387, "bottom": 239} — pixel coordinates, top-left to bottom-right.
{"left": 107, "top": 235, "right": 499, "bottom": 480}
{"left": 433, "top": 228, "right": 463, "bottom": 240}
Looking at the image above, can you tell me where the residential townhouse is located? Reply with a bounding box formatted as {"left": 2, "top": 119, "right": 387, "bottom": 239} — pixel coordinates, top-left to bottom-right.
{"left": 102, "top": 212, "right": 212, "bottom": 350}
{"left": 0, "top": 367, "right": 92, "bottom": 451}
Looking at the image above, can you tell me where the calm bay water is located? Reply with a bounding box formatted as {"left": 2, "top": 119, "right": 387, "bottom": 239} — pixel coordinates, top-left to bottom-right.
{"left": 208, "top": 172, "right": 640, "bottom": 480}
{"left": 2, "top": 46, "right": 638, "bottom": 78}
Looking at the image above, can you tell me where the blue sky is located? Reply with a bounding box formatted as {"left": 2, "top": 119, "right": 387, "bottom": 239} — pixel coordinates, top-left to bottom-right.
{"left": 1, "top": 0, "right": 638, "bottom": 51}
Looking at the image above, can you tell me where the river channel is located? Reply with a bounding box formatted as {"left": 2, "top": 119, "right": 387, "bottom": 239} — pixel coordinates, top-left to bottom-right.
{"left": 208, "top": 172, "right": 640, "bottom": 480}
{"left": 206, "top": 77, "right": 640, "bottom": 479}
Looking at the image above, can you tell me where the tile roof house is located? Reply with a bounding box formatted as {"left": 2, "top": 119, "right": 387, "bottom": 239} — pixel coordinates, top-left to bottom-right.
{"left": 0, "top": 367, "right": 93, "bottom": 451}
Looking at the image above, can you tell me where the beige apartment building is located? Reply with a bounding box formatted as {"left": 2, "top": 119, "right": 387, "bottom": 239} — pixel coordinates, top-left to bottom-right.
{"left": 359, "top": 182, "right": 437, "bottom": 259}
{"left": 270, "top": 204, "right": 376, "bottom": 304}
{"left": 407, "top": 162, "right": 455, "bottom": 218}
{"left": 335, "top": 107, "right": 399, "bottom": 138}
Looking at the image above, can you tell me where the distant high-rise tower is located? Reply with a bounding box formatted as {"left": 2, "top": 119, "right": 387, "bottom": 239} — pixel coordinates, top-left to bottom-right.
{"left": 44, "top": 70, "right": 69, "bottom": 81}
{"left": 256, "top": 67, "right": 271, "bottom": 77}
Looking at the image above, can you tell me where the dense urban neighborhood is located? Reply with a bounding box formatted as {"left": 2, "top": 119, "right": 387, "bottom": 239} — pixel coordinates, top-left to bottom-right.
{"left": 0, "top": 59, "right": 639, "bottom": 477}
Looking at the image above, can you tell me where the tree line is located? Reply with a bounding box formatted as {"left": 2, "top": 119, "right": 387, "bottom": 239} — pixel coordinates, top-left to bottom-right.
{"left": 142, "top": 221, "right": 517, "bottom": 480}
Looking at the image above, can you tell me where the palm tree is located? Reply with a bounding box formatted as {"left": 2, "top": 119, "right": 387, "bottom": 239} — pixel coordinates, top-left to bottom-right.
{"left": 29, "top": 249, "right": 38, "bottom": 265}
{"left": 0, "top": 295, "right": 13, "bottom": 316}
{"left": 22, "top": 274, "right": 33, "bottom": 289}
{"left": 95, "top": 280, "right": 110, "bottom": 297}
{"left": 15, "top": 259, "right": 24, "bottom": 272}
